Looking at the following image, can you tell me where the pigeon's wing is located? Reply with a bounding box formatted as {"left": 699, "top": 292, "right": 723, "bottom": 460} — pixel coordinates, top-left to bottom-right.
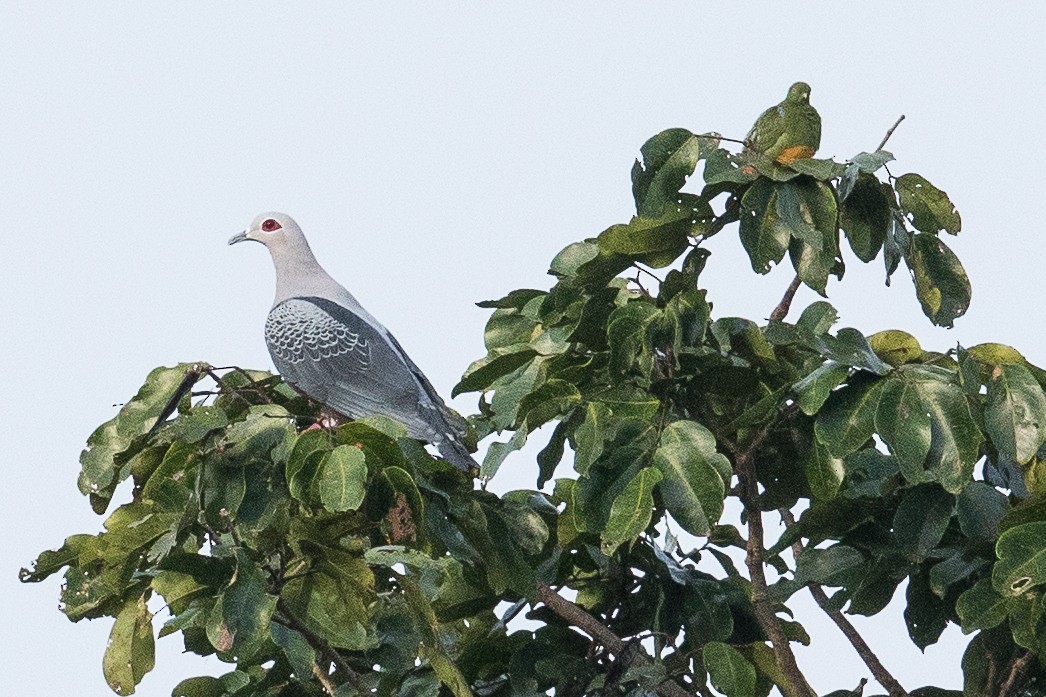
{"left": 265, "top": 296, "right": 436, "bottom": 439}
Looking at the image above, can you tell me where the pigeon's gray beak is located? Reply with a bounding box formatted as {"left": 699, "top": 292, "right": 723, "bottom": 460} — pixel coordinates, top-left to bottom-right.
{"left": 228, "top": 231, "right": 249, "bottom": 245}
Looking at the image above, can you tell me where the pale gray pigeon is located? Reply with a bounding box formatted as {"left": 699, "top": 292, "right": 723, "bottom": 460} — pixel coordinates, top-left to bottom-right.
{"left": 229, "top": 212, "right": 477, "bottom": 472}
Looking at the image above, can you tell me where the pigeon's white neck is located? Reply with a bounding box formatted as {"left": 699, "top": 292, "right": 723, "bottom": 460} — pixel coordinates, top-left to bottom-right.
{"left": 269, "top": 239, "right": 337, "bottom": 307}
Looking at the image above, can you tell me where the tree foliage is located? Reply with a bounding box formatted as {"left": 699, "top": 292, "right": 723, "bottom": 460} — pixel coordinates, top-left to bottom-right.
{"left": 22, "top": 87, "right": 1046, "bottom": 697}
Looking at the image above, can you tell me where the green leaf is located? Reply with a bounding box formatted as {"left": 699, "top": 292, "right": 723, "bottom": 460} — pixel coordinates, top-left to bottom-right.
{"left": 851, "top": 150, "right": 895, "bottom": 173}
{"left": 653, "top": 421, "right": 730, "bottom": 536}
{"left": 785, "top": 179, "right": 840, "bottom": 295}
{"left": 875, "top": 377, "right": 932, "bottom": 484}
{"left": 868, "top": 329, "right": 923, "bottom": 367}
{"left": 815, "top": 377, "right": 884, "bottom": 458}
{"left": 985, "top": 363, "right": 1046, "bottom": 465}
{"left": 453, "top": 348, "right": 537, "bottom": 397}
{"left": 597, "top": 211, "right": 693, "bottom": 268}
{"left": 702, "top": 641, "right": 756, "bottom": 697}
{"left": 895, "top": 173, "right": 961, "bottom": 234}
{"left": 909, "top": 232, "right": 971, "bottom": 328}
{"left": 318, "top": 445, "right": 368, "bottom": 512}
{"left": 518, "top": 378, "right": 582, "bottom": 430}
{"left": 955, "top": 578, "right": 1008, "bottom": 632}
{"left": 840, "top": 172, "right": 892, "bottom": 262}
{"left": 483, "top": 309, "right": 538, "bottom": 351}
{"left": 804, "top": 439, "right": 844, "bottom": 500}
{"left": 631, "top": 128, "right": 702, "bottom": 217}
{"left": 785, "top": 157, "right": 846, "bottom": 180}
{"left": 916, "top": 374, "right": 984, "bottom": 492}
{"left": 549, "top": 240, "right": 599, "bottom": 278}
{"left": 574, "top": 402, "right": 616, "bottom": 476}
{"left": 993, "top": 521, "right": 1046, "bottom": 596}
{"left": 476, "top": 288, "right": 547, "bottom": 309}
{"left": 172, "top": 677, "right": 225, "bottom": 697}
{"left": 79, "top": 363, "right": 205, "bottom": 506}
{"left": 270, "top": 623, "right": 317, "bottom": 687}
{"left": 956, "top": 482, "right": 1009, "bottom": 540}
{"left": 601, "top": 467, "right": 663, "bottom": 553}
{"left": 208, "top": 550, "right": 277, "bottom": 656}
{"left": 892, "top": 484, "right": 954, "bottom": 562}
{"left": 103, "top": 595, "right": 155, "bottom": 695}
{"left": 607, "top": 301, "right": 658, "bottom": 375}
{"left": 739, "top": 178, "right": 789, "bottom": 274}
{"left": 794, "top": 361, "right": 849, "bottom": 416}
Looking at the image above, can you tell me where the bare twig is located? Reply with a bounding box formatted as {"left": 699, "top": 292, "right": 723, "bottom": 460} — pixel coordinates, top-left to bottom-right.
{"left": 769, "top": 274, "right": 803, "bottom": 322}
{"left": 998, "top": 649, "right": 1035, "bottom": 697}
{"left": 780, "top": 509, "right": 909, "bottom": 697}
{"left": 536, "top": 582, "right": 693, "bottom": 697}
{"left": 273, "top": 600, "right": 367, "bottom": 694}
{"left": 875, "top": 115, "right": 906, "bottom": 152}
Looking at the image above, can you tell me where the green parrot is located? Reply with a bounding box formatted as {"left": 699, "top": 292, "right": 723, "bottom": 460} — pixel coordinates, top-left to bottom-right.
{"left": 745, "top": 82, "right": 822, "bottom": 165}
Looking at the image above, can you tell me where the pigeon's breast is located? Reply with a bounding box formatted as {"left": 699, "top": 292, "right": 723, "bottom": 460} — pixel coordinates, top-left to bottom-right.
{"left": 265, "top": 298, "right": 371, "bottom": 372}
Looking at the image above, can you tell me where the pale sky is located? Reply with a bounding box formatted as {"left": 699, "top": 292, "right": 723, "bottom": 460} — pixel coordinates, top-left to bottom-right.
{"left": 4, "top": 4, "right": 1045, "bottom": 695}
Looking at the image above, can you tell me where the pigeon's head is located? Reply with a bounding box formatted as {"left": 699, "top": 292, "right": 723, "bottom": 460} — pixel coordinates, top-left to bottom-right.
{"left": 229, "top": 212, "right": 311, "bottom": 254}
{"left": 786, "top": 82, "right": 812, "bottom": 103}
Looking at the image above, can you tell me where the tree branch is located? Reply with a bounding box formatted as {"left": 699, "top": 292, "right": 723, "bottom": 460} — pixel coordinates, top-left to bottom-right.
{"left": 769, "top": 274, "right": 803, "bottom": 322}
{"left": 536, "top": 582, "right": 693, "bottom": 697}
{"left": 273, "top": 599, "right": 367, "bottom": 694}
{"left": 998, "top": 649, "right": 1035, "bottom": 697}
{"left": 729, "top": 424, "right": 811, "bottom": 697}
{"left": 876, "top": 115, "right": 906, "bottom": 152}
{"left": 780, "top": 509, "right": 909, "bottom": 697}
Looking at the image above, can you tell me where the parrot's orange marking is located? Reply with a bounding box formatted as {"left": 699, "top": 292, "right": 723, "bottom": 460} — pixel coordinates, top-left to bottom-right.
{"left": 775, "top": 146, "right": 815, "bottom": 165}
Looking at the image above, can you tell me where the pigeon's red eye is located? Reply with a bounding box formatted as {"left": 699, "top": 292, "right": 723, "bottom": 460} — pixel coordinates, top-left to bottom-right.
{"left": 261, "top": 218, "right": 282, "bottom": 232}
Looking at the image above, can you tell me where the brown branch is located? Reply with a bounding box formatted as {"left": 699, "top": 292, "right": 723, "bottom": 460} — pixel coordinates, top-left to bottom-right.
{"left": 769, "top": 274, "right": 803, "bottom": 322}
{"left": 998, "top": 649, "right": 1035, "bottom": 697}
{"left": 780, "top": 509, "right": 909, "bottom": 697}
{"left": 273, "top": 599, "right": 367, "bottom": 694}
{"left": 536, "top": 582, "right": 693, "bottom": 697}
{"left": 734, "top": 445, "right": 811, "bottom": 697}
{"left": 311, "top": 663, "right": 338, "bottom": 695}
{"left": 875, "top": 115, "right": 906, "bottom": 152}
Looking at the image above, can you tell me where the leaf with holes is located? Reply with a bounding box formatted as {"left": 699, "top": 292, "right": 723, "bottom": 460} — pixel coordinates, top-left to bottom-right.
{"left": 993, "top": 522, "right": 1046, "bottom": 597}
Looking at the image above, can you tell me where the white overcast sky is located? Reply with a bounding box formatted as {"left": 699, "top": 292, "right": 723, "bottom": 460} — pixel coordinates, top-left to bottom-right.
{"left": 4, "top": 4, "right": 1045, "bottom": 696}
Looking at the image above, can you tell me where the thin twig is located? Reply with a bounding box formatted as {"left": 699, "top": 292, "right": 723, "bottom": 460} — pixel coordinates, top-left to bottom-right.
{"left": 998, "top": 649, "right": 1035, "bottom": 697}
{"left": 780, "top": 509, "right": 909, "bottom": 697}
{"left": 536, "top": 582, "right": 693, "bottom": 697}
{"left": 875, "top": 115, "right": 906, "bottom": 152}
{"left": 769, "top": 274, "right": 803, "bottom": 322}
{"left": 274, "top": 600, "right": 367, "bottom": 694}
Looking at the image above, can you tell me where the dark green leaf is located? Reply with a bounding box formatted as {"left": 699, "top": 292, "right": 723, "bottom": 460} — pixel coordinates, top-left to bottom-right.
{"left": 993, "top": 522, "right": 1046, "bottom": 597}
{"left": 794, "top": 361, "right": 849, "bottom": 416}
{"left": 909, "top": 232, "right": 971, "bottom": 328}
{"left": 476, "top": 288, "right": 547, "bottom": 309}
{"left": 739, "top": 178, "right": 789, "bottom": 274}
{"left": 318, "top": 445, "right": 368, "bottom": 512}
{"left": 785, "top": 157, "right": 846, "bottom": 180}
{"left": 597, "top": 211, "right": 693, "bottom": 268}
{"left": 896, "top": 173, "right": 961, "bottom": 234}
{"left": 851, "top": 150, "right": 894, "bottom": 173}
{"left": 803, "top": 439, "right": 844, "bottom": 500}
{"left": 840, "top": 172, "right": 892, "bottom": 262}
{"left": 956, "top": 482, "right": 1009, "bottom": 540}
{"left": 893, "top": 484, "right": 954, "bottom": 562}
{"left": 453, "top": 348, "right": 537, "bottom": 397}
{"left": 815, "top": 377, "right": 884, "bottom": 458}
{"left": 631, "top": 128, "right": 702, "bottom": 217}
{"left": 875, "top": 377, "right": 933, "bottom": 484}
{"left": 653, "top": 420, "right": 730, "bottom": 536}
{"left": 601, "top": 467, "right": 662, "bottom": 554}
{"left": 955, "top": 578, "right": 1008, "bottom": 632}
{"left": 702, "top": 641, "right": 756, "bottom": 697}
{"left": 985, "top": 363, "right": 1046, "bottom": 465}
{"left": 103, "top": 595, "right": 155, "bottom": 695}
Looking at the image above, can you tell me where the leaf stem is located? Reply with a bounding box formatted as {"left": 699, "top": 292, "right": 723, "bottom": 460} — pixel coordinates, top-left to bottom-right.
{"left": 779, "top": 509, "right": 909, "bottom": 697}
{"left": 535, "top": 582, "right": 693, "bottom": 697}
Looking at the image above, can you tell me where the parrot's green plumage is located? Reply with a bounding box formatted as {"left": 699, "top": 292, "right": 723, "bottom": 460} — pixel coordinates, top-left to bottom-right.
{"left": 745, "top": 82, "right": 822, "bottom": 164}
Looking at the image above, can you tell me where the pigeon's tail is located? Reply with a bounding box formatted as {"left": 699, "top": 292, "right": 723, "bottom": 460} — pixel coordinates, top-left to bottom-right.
{"left": 437, "top": 435, "right": 479, "bottom": 474}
